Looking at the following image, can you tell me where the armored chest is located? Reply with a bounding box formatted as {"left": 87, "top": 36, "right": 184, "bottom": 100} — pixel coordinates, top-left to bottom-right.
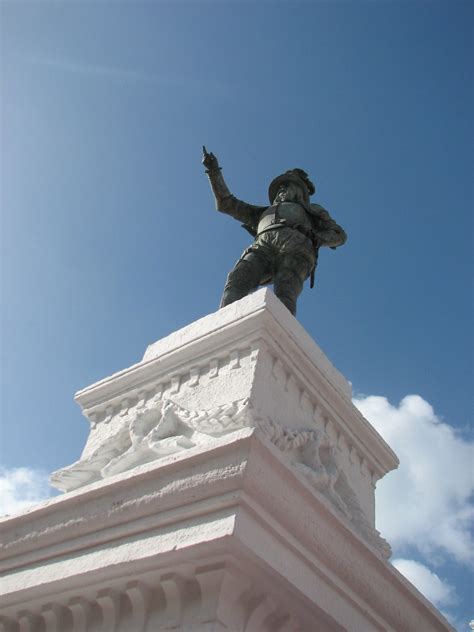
{"left": 257, "top": 202, "right": 312, "bottom": 234}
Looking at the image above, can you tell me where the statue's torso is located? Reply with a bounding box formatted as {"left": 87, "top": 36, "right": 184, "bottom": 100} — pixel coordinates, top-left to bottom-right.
{"left": 257, "top": 202, "right": 312, "bottom": 235}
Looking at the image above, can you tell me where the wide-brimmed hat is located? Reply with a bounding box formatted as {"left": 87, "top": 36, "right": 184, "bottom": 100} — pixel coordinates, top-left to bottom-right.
{"left": 268, "top": 168, "right": 315, "bottom": 203}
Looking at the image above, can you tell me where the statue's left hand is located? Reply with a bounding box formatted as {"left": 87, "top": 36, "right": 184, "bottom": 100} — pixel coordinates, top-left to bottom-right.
{"left": 202, "top": 146, "right": 220, "bottom": 171}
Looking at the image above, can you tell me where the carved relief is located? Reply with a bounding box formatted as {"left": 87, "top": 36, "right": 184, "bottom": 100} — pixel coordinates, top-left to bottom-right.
{"left": 267, "top": 351, "right": 382, "bottom": 492}
{"left": 51, "top": 394, "right": 389, "bottom": 557}
{"left": 75, "top": 344, "right": 381, "bottom": 501}
{"left": 52, "top": 342, "right": 388, "bottom": 558}
{"left": 51, "top": 397, "right": 253, "bottom": 492}
{"left": 253, "top": 413, "right": 390, "bottom": 557}
{"left": 294, "top": 433, "right": 391, "bottom": 558}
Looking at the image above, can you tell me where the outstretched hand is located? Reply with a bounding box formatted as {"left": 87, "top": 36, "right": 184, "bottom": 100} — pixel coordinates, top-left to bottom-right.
{"left": 202, "top": 146, "right": 220, "bottom": 171}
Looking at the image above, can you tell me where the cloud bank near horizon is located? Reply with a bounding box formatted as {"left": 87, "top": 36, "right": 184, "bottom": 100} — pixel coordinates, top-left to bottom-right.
{"left": 392, "top": 558, "right": 457, "bottom": 609}
{"left": 354, "top": 392, "right": 473, "bottom": 625}
{"left": 0, "top": 466, "right": 52, "bottom": 517}
{"left": 354, "top": 394, "right": 473, "bottom": 566}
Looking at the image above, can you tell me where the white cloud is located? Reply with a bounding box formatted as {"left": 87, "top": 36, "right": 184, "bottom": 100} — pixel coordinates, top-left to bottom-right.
{"left": 0, "top": 466, "right": 53, "bottom": 517}
{"left": 353, "top": 394, "right": 474, "bottom": 565}
{"left": 22, "top": 55, "right": 227, "bottom": 92}
{"left": 393, "top": 558, "right": 457, "bottom": 608}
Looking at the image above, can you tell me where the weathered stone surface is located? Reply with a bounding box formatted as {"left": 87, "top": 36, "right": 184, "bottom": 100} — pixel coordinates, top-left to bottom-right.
{"left": 50, "top": 289, "right": 396, "bottom": 557}
{"left": 0, "top": 290, "right": 454, "bottom": 631}
{"left": 1, "top": 429, "right": 453, "bottom": 631}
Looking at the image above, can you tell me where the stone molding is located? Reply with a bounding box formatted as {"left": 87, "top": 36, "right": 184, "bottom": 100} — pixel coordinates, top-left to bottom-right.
{"left": 72, "top": 291, "right": 397, "bottom": 480}
{"left": 52, "top": 394, "right": 389, "bottom": 557}
{"left": 50, "top": 289, "right": 398, "bottom": 559}
{"left": 0, "top": 561, "right": 305, "bottom": 632}
{"left": 0, "top": 431, "right": 453, "bottom": 631}
{"left": 0, "top": 290, "right": 453, "bottom": 630}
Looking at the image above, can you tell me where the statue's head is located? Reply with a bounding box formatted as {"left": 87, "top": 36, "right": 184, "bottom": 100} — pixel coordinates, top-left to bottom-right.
{"left": 268, "top": 169, "right": 315, "bottom": 204}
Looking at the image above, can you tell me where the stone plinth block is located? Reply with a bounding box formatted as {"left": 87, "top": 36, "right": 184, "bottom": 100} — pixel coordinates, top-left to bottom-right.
{"left": 0, "top": 290, "right": 454, "bottom": 631}
{"left": 51, "top": 288, "right": 396, "bottom": 555}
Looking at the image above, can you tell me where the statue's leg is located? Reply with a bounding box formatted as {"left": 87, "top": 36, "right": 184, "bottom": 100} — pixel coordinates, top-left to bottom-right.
{"left": 220, "top": 249, "right": 271, "bottom": 308}
{"left": 273, "top": 253, "right": 313, "bottom": 316}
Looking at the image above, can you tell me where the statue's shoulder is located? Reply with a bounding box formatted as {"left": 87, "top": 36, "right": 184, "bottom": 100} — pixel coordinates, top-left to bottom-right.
{"left": 308, "top": 203, "right": 330, "bottom": 220}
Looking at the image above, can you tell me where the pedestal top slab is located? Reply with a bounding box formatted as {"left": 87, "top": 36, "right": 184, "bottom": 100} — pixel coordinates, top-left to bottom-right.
{"left": 75, "top": 289, "right": 351, "bottom": 409}
{"left": 142, "top": 288, "right": 351, "bottom": 400}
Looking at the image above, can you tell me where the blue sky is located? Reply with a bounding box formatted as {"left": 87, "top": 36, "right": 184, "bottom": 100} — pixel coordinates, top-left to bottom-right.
{"left": 1, "top": 1, "right": 472, "bottom": 628}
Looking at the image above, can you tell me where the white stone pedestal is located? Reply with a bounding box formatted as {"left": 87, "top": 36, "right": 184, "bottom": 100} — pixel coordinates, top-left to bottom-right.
{"left": 0, "top": 290, "right": 454, "bottom": 631}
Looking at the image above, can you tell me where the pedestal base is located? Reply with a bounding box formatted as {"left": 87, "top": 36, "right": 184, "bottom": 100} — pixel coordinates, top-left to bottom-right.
{"left": 0, "top": 291, "right": 454, "bottom": 631}
{"left": 0, "top": 429, "right": 453, "bottom": 631}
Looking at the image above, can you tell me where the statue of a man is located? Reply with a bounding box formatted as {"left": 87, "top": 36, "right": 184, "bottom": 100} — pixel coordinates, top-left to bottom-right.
{"left": 203, "top": 147, "right": 346, "bottom": 316}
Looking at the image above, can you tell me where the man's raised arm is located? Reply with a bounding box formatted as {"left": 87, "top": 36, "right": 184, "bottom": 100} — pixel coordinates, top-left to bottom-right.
{"left": 202, "top": 146, "right": 263, "bottom": 229}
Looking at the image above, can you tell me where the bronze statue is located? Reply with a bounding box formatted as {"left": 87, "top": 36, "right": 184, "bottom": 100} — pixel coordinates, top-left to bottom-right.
{"left": 203, "top": 147, "right": 346, "bottom": 316}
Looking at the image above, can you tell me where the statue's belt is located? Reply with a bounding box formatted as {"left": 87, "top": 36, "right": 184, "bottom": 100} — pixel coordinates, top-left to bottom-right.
{"left": 256, "top": 220, "right": 319, "bottom": 245}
